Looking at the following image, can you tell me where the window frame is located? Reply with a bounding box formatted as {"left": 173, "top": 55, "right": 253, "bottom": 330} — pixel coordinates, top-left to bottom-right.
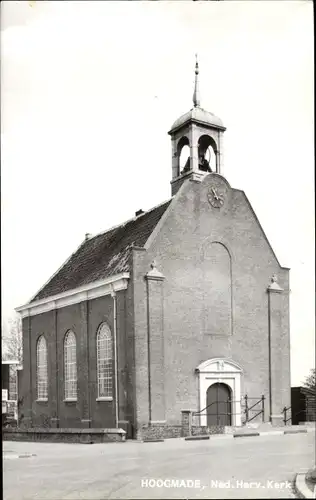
{"left": 64, "top": 330, "right": 78, "bottom": 401}
{"left": 36, "top": 335, "right": 48, "bottom": 401}
{"left": 96, "top": 323, "right": 113, "bottom": 401}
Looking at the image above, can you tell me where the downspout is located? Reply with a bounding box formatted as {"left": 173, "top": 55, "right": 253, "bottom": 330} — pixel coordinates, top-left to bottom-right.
{"left": 111, "top": 288, "right": 119, "bottom": 428}
{"left": 146, "top": 281, "right": 152, "bottom": 423}
{"left": 267, "top": 290, "right": 272, "bottom": 422}
{"left": 28, "top": 313, "right": 33, "bottom": 426}
{"left": 55, "top": 308, "right": 59, "bottom": 427}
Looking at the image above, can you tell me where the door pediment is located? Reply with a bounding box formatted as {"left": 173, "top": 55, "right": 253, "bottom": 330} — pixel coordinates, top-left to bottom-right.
{"left": 196, "top": 358, "right": 243, "bottom": 374}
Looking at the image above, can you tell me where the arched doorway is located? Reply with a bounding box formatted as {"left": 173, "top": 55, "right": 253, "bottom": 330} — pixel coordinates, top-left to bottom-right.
{"left": 196, "top": 358, "right": 243, "bottom": 427}
{"left": 206, "top": 382, "right": 232, "bottom": 426}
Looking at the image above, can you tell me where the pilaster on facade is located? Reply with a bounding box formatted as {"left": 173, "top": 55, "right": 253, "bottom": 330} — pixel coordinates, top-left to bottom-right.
{"left": 267, "top": 274, "right": 285, "bottom": 425}
{"left": 51, "top": 308, "right": 59, "bottom": 428}
{"left": 110, "top": 287, "right": 119, "bottom": 428}
{"left": 79, "top": 300, "right": 90, "bottom": 427}
{"left": 146, "top": 262, "right": 166, "bottom": 423}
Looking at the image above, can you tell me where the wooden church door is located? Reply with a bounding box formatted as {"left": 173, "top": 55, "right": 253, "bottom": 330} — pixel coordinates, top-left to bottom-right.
{"left": 206, "top": 383, "right": 232, "bottom": 427}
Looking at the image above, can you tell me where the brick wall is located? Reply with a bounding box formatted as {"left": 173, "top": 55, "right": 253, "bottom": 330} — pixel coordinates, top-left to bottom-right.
{"left": 136, "top": 424, "right": 182, "bottom": 441}
{"left": 191, "top": 426, "right": 225, "bottom": 436}
{"left": 135, "top": 424, "right": 227, "bottom": 440}
{"left": 18, "top": 290, "right": 135, "bottom": 431}
{"left": 18, "top": 173, "right": 290, "bottom": 436}
{"left": 87, "top": 295, "right": 115, "bottom": 429}
{"left": 3, "top": 428, "right": 126, "bottom": 443}
{"left": 132, "top": 174, "right": 290, "bottom": 428}
{"left": 124, "top": 272, "right": 137, "bottom": 436}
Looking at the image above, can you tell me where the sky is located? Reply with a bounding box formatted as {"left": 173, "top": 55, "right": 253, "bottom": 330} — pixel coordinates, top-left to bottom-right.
{"left": 1, "top": 1, "right": 314, "bottom": 386}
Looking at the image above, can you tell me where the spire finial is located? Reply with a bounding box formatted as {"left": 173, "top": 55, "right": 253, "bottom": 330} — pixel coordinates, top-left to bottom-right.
{"left": 193, "top": 54, "right": 200, "bottom": 108}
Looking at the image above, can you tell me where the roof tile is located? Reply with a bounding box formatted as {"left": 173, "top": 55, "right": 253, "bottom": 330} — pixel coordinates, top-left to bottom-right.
{"left": 31, "top": 200, "right": 171, "bottom": 302}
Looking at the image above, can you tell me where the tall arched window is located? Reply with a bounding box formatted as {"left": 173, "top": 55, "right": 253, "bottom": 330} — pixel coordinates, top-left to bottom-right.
{"left": 64, "top": 330, "right": 77, "bottom": 400}
{"left": 97, "top": 323, "right": 113, "bottom": 399}
{"left": 37, "top": 335, "right": 48, "bottom": 400}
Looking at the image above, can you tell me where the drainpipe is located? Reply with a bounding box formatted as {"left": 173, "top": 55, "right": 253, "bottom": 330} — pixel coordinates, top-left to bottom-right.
{"left": 55, "top": 308, "right": 59, "bottom": 428}
{"left": 28, "top": 313, "right": 33, "bottom": 426}
{"left": 268, "top": 291, "right": 272, "bottom": 422}
{"left": 111, "top": 288, "right": 119, "bottom": 428}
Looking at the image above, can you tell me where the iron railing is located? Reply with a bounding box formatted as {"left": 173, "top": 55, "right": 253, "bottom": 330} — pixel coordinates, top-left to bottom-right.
{"left": 192, "top": 395, "right": 265, "bottom": 425}
{"left": 243, "top": 395, "right": 265, "bottom": 424}
{"left": 282, "top": 406, "right": 310, "bottom": 425}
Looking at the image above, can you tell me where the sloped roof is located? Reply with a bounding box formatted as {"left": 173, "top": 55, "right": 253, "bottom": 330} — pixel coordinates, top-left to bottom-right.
{"left": 31, "top": 200, "right": 171, "bottom": 302}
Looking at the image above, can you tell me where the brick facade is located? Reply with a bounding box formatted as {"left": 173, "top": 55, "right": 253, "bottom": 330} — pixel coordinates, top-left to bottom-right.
{"left": 18, "top": 290, "right": 135, "bottom": 434}
{"left": 15, "top": 63, "right": 291, "bottom": 441}
{"left": 18, "top": 175, "right": 290, "bottom": 440}
{"left": 132, "top": 175, "right": 290, "bottom": 435}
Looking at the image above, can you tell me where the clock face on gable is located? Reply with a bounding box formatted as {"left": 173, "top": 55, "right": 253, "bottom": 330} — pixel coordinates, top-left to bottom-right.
{"left": 206, "top": 176, "right": 229, "bottom": 209}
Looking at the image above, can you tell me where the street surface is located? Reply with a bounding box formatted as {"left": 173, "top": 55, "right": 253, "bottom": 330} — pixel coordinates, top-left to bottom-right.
{"left": 3, "top": 432, "right": 315, "bottom": 499}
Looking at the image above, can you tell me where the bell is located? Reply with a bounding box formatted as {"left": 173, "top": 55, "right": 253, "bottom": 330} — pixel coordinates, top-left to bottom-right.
{"left": 199, "top": 157, "right": 211, "bottom": 173}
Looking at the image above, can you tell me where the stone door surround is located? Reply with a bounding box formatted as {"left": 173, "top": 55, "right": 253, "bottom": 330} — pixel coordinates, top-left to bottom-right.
{"left": 196, "top": 358, "right": 243, "bottom": 427}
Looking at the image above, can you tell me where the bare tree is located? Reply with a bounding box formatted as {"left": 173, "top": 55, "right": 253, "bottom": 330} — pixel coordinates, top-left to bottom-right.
{"left": 302, "top": 368, "right": 316, "bottom": 394}
{"left": 2, "top": 314, "right": 23, "bottom": 365}
{"left": 1, "top": 314, "right": 22, "bottom": 407}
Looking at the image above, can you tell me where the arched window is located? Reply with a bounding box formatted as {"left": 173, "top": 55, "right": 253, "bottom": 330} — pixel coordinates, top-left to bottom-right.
{"left": 96, "top": 323, "right": 113, "bottom": 399}
{"left": 37, "top": 335, "right": 48, "bottom": 400}
{"left": 64, "top": 330, "right": 77, "bottom": 400}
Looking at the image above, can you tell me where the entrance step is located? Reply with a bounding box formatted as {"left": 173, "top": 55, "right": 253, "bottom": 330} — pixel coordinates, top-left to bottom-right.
{"left": 222, "top": 423, "right": 272, "bottom": 434}
{"left": 233, "top": 423, "right": 314, "bottom": 438}
{"left": 245, "top": 422, "right": 272, "bottom": 430}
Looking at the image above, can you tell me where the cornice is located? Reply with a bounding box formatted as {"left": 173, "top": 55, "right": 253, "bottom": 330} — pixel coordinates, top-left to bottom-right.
{"left": 168, "top": 118, "right": 226, "bottom": 136}
{"left": 16, "top": 273, "right": 130, "bottom": 318}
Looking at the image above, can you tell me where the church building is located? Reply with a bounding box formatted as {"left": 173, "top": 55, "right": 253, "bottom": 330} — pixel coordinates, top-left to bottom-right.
{"left": 16, "top": 60, "right": 290, "bottom": 440}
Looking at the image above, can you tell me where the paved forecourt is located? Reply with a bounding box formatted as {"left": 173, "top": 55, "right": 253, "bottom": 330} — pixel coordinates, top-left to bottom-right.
{"left": 3, "top": 432, "right": 315, "bottom": 499}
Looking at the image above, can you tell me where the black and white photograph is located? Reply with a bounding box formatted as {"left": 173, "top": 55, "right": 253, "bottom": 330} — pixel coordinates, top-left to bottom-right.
{"left": 1, "top": 1, "right": 314, "bottom": 499}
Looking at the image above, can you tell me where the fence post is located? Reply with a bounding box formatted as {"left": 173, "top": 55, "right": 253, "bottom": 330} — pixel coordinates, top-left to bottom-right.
{"left": 181, "top": 410, "right": 192, "bottom": 437}
{"left": 244, "top": 395, "right": 249, "bottom": 423}
{"left": 283, "top": 406, "right": 286, "bottom": 426}
{"left": 261, "top": 395, "right": 265, "bottom": 423}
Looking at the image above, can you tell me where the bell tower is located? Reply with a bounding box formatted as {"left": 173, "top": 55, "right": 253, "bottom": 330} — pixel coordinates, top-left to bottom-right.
{"left": 168, "top": 56, "right": 226, "bottom": 196}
